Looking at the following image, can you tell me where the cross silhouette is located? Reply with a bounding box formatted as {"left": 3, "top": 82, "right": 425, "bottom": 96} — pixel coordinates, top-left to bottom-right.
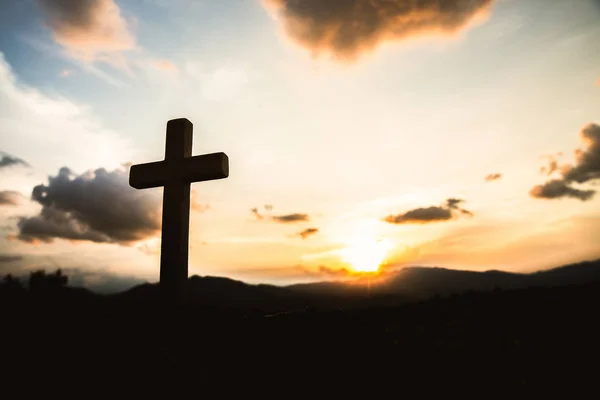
{"left": 129, "top": 118, "right": 229, "bottom": 304}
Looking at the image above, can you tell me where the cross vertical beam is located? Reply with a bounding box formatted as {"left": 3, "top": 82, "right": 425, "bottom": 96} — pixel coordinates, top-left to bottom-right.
{"left": 160, "top": 119, "right": 193, "bottom": 304}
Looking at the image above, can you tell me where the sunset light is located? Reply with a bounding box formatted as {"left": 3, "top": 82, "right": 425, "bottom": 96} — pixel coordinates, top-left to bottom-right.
{"left": 340, "top": 238, "right": 394, "bottom": 273}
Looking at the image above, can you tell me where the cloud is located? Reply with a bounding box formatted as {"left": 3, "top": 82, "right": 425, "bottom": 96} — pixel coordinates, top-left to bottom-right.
{"left": 0, "top": 152, "right": 29, "bottom": 169}
{"left": 272, "top": 213, "right": 310, "bottom": 223}
{"left": 251, "top": 207, "right": 264, "bottom": 220}
{"left": 529, "top": 179, "right": 595, "bottom": 201}
{"left": 562, "top": 124, "right": 600, "bottom": 184}
{"left": 531, "top": 123, "right": 600, "bottom": 201}
{"left": 484, "top": 173, "right": 502, "bottom": 182}
{"left": 297, "top": 227, "right": 319, "bottom": 239}
{"left": 17, "top": 164, "right": 162, "bottom": 245}
{"left": 445, "top": 198, "right": 472, "bottom": 215}
{"left": 0, "top": 254, "right": 24, "bottom": 264}
{"left": 540, "top": 153, "right": 562, "bottom": 175}
{"left": 0, "top": 191, "right": 25, "bottom": 206}
{"left": 384, "top": 198, "right": 472, "bottom": 224}
{"left": 264, "top": 0, "right": 494, "bottom": 61}
{"left": 60, "top": 69, "right": 73, "bottom": 77}
{"left": 37, "top": 0, "right": 136, "bottom": 66}
{"left": 251, "top": 206, "right": 310, "bottom": 223}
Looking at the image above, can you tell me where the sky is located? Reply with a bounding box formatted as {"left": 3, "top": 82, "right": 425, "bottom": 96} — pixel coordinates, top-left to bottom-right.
{"left": 0, "top": 0, "right": 599, "bottom": 292}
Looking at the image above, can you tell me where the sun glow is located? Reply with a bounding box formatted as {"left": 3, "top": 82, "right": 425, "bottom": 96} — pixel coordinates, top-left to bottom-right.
{"left": 340, "top": 238, "right": 394, "bottom": 273}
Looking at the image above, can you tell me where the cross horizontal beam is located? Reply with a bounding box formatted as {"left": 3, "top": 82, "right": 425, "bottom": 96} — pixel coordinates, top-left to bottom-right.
{"left": 129, "top": 152, "right": 229, "bottom": 189}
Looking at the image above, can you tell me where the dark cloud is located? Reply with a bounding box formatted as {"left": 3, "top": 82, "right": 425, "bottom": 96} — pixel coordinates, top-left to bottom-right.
{"left": 0, "top": 152, "right": 29, "bottom": 169}
{"left": 17, "top": 165, "right": 162, "bottom": 245}
{"left": 297, "top": 228, "right": 319, "bottom": 239}
{"left": 251, "top": 206, "right": 310, "bottom": 223}
{"left": 484, "top": 173, "right": 502, "bottom": 182}
{"left": 562, "top": 124, "right": 600, "bottom": 183}
{"left": 272, "top": 213, "right": 310, "bottom": 223}
{"left": 531, "top": 124, "right": 600, "bottom": 201}
{"left": 384, "top": 206, "right": 451, "bottom": 224}
{"left": 264, "top": 0, "right": 494, "bottom": 61}
{"left": 384, "top": 198, "right": 472, "bottom": 224}
{"left": 0, "top": 191, "right": 24, "bottom": 206}
{"left": 530, "top": 179, "right": 595, "bottom": 201}
{"left": 445, "top": 198, "right": 473, "bottom": 216}
{"left": 0, "top": 254, "right": 23, "bottom": 264}
{"left": 37, "top": 0, "right": 135, "bottom": 63}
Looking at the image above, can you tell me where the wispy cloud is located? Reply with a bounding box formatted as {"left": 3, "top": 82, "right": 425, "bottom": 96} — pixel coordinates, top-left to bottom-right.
{"left": 484, "top": 173, "right": 502, "bottom": 182}
{"left": 21, "top": 35, "right": 128, "bottom": 87}
{"left": 296, "top": 227, "right": 319, "bottom": 239}
{"left": 0, "top": 52, "right": 131, "bottom": 172}
{"left": 250, "top": 205, "right": 311, "bottom": 224}
{"left": 0, "top": 191, "right": 25, "bottom": 206}
{"left": 0, "top": 152, "right": 29, "bottom": 169}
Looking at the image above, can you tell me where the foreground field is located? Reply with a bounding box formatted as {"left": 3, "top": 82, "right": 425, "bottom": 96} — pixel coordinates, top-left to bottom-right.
{"left": 2, "top": 281, "right": 598, "bottom": 392}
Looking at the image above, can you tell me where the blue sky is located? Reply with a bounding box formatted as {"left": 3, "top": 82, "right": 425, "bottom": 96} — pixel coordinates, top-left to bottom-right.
{"left": 1, "top": 0, "right": 599, "bottom": 291}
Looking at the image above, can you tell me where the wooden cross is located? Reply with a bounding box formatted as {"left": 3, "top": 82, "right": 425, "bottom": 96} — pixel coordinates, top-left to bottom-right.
{"left": 129, "top": 118, "right": 229, "bottom": 304}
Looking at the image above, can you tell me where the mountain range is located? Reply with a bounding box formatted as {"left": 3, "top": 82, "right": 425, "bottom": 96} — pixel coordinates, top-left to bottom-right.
{"left": 112, "top": 258, "right": 600, "bottom": 312}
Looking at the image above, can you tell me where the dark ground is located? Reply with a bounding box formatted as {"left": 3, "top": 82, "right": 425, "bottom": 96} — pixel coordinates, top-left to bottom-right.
{"left": 1, "top": 278, "right": 599, "bottom": 393}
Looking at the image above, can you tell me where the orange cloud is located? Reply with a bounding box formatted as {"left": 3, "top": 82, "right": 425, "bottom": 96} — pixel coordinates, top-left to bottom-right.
{"left": 264, "top": 0, "right": 494, "bottom": 61}
{"left": 38, "top": 0, "right": 136, "bottom": 65}
{"left": 484, "top": 173, "right": 502, "bottom": 182}
{"left": 297, "top": 227, "right": 319, "bottom": 239}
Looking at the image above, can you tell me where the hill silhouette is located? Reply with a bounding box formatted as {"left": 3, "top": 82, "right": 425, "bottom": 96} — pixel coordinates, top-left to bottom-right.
{"left": 106, "top": 258, "right": 600, "bottom": 311}
{"left": 3, "top": 259, "right": 599, "bottom": 312}
{"left": 2, "top": 260, "right": 599, "bottom": 391}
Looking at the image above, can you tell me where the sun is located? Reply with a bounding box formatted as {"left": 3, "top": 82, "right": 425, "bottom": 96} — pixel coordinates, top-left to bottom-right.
{"left": 340, "top": 238, "right": 394, "bottom": 273}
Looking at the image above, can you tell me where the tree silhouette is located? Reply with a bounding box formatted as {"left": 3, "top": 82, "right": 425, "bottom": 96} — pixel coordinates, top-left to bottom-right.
{"left": 28, "top": 269, "right": 68, "bottom": 292}
{"left": 0, "top": 274, "right": 25, "bottom": 293}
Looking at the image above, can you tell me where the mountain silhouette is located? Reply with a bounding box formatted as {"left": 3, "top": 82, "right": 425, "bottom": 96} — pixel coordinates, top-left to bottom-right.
{"left": 4, "top": 259, "right": 598, "bottom": 312}
{"left": 100, "top": 258, "right": 600, "bottom": 311}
